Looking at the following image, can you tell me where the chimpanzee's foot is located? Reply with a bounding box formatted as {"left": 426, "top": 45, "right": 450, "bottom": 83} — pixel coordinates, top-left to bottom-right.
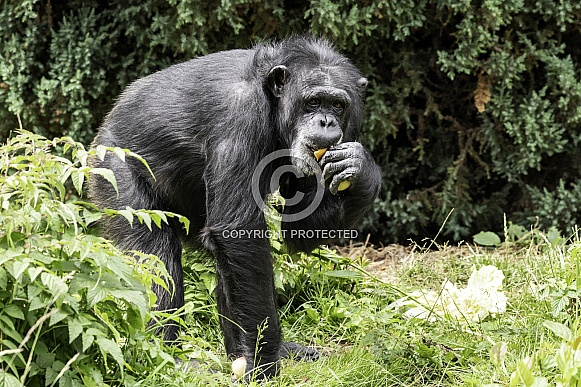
{"left": 279, "top": 342, "right": 320, "bottom": 361}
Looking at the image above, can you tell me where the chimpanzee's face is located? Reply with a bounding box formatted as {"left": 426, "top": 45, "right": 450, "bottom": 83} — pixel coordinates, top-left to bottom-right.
{"left": 267, "top": 63, "right": 363, "bottom": 176}
{"left": 288, "top": 68, "right": 353, "bottom": 176}
{"left": 289, "top": 91, "right": 349, "bottom": 175}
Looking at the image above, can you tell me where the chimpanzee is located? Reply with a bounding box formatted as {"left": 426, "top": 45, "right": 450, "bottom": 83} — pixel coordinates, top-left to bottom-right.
{"left": 89, "top": 36, "right": 381, "bottom": 380}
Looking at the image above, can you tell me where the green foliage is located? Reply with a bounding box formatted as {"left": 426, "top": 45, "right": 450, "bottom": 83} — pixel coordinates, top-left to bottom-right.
{"left": 359, "top": 0, "right": 581, "bottom": 242}
{"left": 473, "top": 231, "right": 502, "bottom": 246}
{"left": 507, "top": 244, "right": 581, "bottom": 387}
{"left": 0, "top": 131, "right": 179, "bottom": 386}
{"left": 1, "top": 0, "right": 581, "bottom": 243}
{"left": 386, "top": 237, "right": 581, "bottom": 386}
{"left": 5, "top": 132, "right": 581, "bottom": 385}
{"left": 473, "top": 223, "right": 563, "bottom": 247}
{"left": 264, "top": 192, "right": 368, "bottom": 300}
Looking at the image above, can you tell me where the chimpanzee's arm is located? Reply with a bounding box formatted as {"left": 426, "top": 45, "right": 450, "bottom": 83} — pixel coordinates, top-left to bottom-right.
{"left": 281, "top": 141, "right": 381, "bottom": 253}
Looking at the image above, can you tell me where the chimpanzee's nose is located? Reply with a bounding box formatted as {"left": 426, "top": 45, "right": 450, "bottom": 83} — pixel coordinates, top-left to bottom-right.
{"left": 319, "top": 114, "right": 337, "bottom": 129}
{"left": 318, "top": 122, "right": 342, "bottom": 148}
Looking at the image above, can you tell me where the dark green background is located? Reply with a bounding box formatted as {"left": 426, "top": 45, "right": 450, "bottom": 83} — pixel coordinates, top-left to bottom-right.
{"left": 2, "top": 0, "right": 580, "bottom": 243}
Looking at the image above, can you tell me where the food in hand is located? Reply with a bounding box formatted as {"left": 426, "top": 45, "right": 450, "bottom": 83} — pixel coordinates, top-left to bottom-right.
{"left": 313, "top": 148, "right": 327, "bottom": 161}
{"left": 338, "top": 180, "right": 351, "bottom": 191}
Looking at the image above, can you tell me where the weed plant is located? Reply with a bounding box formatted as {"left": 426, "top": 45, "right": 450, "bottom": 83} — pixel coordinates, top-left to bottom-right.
{"left": 2, "top": 131, "right": 580, "bottom": 386}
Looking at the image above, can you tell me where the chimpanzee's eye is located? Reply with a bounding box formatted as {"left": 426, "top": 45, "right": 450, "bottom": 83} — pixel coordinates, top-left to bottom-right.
{"left": 333, "top": 101, "right": 345, "bottom": 110}
{"left": 307, "top": 98, "right": 320, "bottom": 108}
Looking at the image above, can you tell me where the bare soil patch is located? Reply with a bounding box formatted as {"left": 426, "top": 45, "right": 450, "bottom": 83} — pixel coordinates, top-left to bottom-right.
{"left": 334, "top": 242, "right": 412, "bottom": 282}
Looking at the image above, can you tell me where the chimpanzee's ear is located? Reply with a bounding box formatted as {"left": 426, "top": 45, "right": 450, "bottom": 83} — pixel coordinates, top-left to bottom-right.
{"left": 356, "top": 77, "right": 368, "bottom": 88}
{"left": 267, "top": 65, "right": 290, "bottom": 97}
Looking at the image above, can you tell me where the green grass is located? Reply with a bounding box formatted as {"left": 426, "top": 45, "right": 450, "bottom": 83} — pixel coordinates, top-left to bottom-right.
{"left": 4, "top": 131, "right": 578, "bottom": 386}
{"left": 157, "top": 233, "right": 581, "bottom": 386}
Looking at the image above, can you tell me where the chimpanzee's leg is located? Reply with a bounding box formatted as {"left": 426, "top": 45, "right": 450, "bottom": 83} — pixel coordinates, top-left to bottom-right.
{"left": 201, "top": 226, "right": 280, "bottom": 380}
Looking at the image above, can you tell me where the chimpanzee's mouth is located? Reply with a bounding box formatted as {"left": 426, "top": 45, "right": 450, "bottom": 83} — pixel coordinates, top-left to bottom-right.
{"left": 289, "top": 147, "right": 320, "bottom": 177}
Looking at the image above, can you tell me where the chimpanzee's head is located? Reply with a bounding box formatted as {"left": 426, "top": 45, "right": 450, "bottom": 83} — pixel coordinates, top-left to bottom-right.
{"left": 266, "top": 38, "right": 368, "bottom": 176}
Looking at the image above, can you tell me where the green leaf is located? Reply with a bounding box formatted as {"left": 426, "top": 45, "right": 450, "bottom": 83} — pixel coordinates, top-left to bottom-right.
{"left": 270, "top": 239, "right": 282, "bottom": 251}
{"left": 0, "top": 370, "right": 23, "bottom": 387}
{"left": 87, "top": 285, "right": 108, "bottom": 308}
{"left": 137, "top": 212, "right": 152, "bottom": 231}
{"left": 126, "top": 150, "right": 155, "bottom": 180}
{"left": 94, "top": 145, "right": 108, "bottom": 161}
{"left": 0, "top": 316, "right": 23, "bottom": 343}
{"left": 69, "top": 273, "right": 97, "bottom": 294}
{"left": 90, "top": 168, "right": 118, "bottom": 195}
{"left": 0, "top": 234, "right": 25, "bottom": 249}
{"left": 29, "top": 293, "right": 48, "bottom": 311}
{"left": 2, "top": 304, "right": 24, "bottom": 320}
{"left": 68, "top": 317, "right": 83, "bottom": 343}
{"left": 150, "top": 212, "right": 163, "bottom": 229}
{"left": 82, "top": 333, "right": 94, "bottom": 352}
{"left": 551, "top": 295, "right": 569, "bottom": 316}
{"left": 152, "top": 210, "right": 168, "bottom": 225}
{"left": 49, "top": 308, "right": 69, "bottom": 326}
{"left": 36, "top": 352, "right": 56, "bottom": 369}
{"left": 41, "top": 272, "right": 68, "bottom": 295}
{"left": 113, "top": 147, "right": 126, "bottom": 162}
{"left": 473, "top": 231, "right": 502, "bottom": 246}
{"left": 530, "top": 377, "right": 549, "bottom": 387}
{"left": 10, "top": 260, "right": 30, "bottom": 281}
{"left": 125, "top": 307, "right": 144, "bottom": 330}
{"left": 83, "top": 209, "right": 102, "bottom": 225}
{"left": 27, "top": 267, "right": 43, "bottom": 282}
{"left": 96, "top": 337, "right": 124, "bottom": 368}
{"left": 54, "top": 180, "right": 67, "bottom": 202}
{"left": 546, "top": 227, "right": 561, "bottom": 244}
{"left": 543, "top": 320, "right": 573, "bottom": 341}
{"left": 177, "top": 214, "right": 190, "bottom": 234}
{"left": 202, "top": 272, "right": 217, "bottom": 293}
{"left": 0, "top": 267, "right": 7, "bottom": 290}
{"left": 111, "top": 289, "right": 148, "bottom": 322}
{"left": 106, "top": 256, "right": 134, "bottom": 285}
{"left": 516, "top": 358, "right": 535, "bottom": 386}
{"left": 323, "top": 270, "right": 364, "bottom": 279}
{"left": 71, "top": 169, "right": 85, "bottom": 195}
{"left": 303, "top": 304, "right": 319, "bottom": 321}
{"left": 117, "top": 208, "right": 134, "bottom": 227}
{"left": 507, "top": 223, "right": 527, "bottom": 240}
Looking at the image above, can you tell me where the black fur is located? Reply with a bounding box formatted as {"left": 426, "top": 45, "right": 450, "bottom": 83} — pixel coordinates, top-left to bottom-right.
{"left": 89, "top": 36, "right": 381, "bottom": 380}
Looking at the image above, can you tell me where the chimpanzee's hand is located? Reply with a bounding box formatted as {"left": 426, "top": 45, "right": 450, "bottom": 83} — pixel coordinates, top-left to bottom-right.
{"left": 320, "top": 142, "right": 374, "bottom": 195}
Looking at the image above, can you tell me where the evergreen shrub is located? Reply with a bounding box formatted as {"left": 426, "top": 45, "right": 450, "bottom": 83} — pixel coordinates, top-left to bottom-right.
{"left": 2, "top": 0, "right": 580, "bottom": 242}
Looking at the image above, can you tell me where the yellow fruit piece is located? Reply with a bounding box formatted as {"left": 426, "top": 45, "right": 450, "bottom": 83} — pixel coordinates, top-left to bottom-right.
{"left": 313, "top": 148, "right": 327, "bottom": 161}
{"left": 337, "top": 180, "right": 351, "bottom": 191}
{"left": 232, "top": 357, "right": 246, "bottom": 380}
